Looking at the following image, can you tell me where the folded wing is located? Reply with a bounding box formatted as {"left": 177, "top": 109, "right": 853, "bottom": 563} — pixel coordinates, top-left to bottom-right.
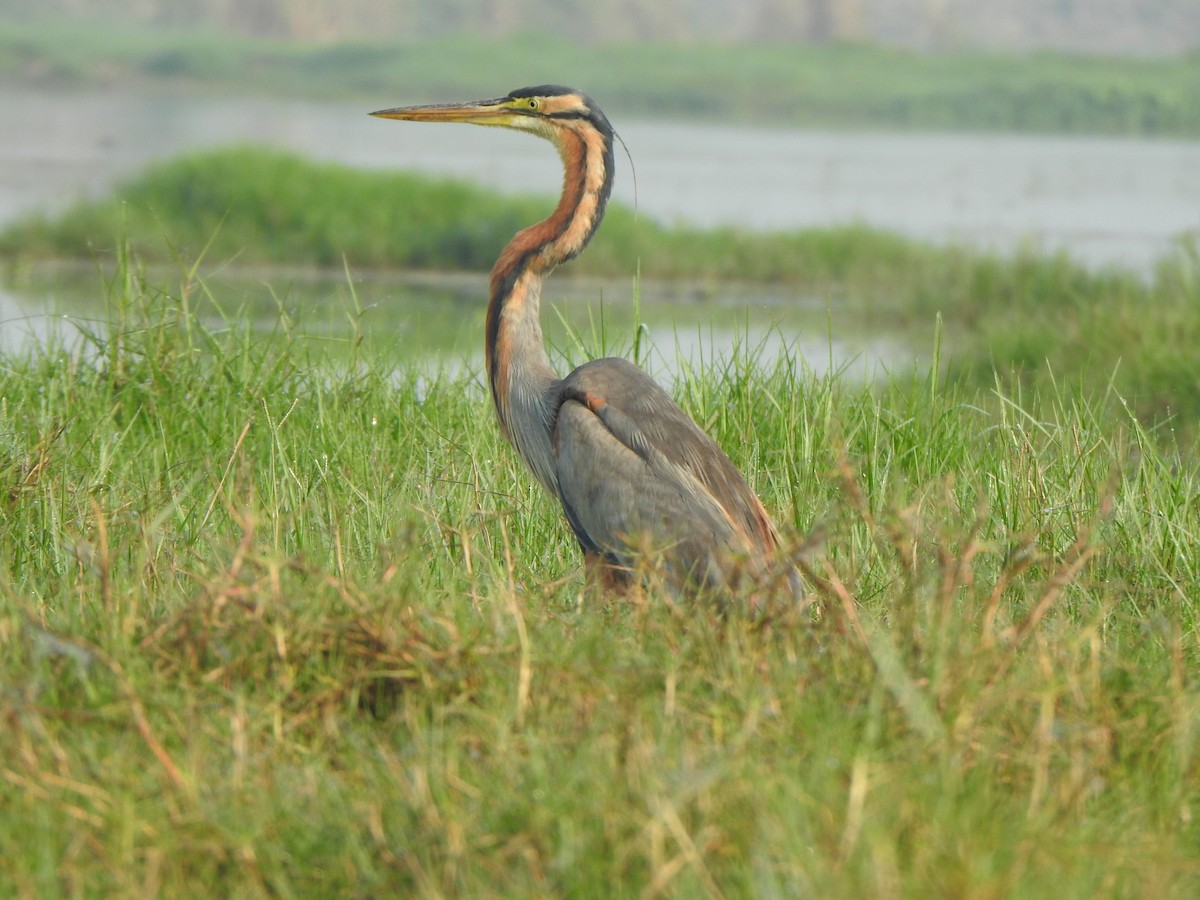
{"left": 552, "top": 357, "right": 786, "bottom": 596}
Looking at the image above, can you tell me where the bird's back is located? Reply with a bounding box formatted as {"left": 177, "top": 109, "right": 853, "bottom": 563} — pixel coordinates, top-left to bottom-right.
{"left": 552, "top": 357, "right": 793, "bottom": 599}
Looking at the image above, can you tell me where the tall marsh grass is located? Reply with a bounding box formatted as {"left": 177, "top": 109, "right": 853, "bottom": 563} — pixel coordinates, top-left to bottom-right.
{"left": 1, "top": 253, "right": 1198, "bottom": 895}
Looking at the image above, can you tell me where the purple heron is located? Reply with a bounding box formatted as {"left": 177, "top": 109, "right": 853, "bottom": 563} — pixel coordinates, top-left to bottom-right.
{"left": 372, "top": 86, "right": 800, "bottom": 602}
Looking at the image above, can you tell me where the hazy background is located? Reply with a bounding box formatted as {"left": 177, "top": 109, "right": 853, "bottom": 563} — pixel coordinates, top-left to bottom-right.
{"left": 3, "top": 0, "right": 1198, "bottom": 265}
{"left": 7, "top": 0, "right": 1200, "bottom": 55}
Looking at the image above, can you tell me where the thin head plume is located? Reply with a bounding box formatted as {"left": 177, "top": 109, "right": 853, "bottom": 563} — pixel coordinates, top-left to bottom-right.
{"left": 613, "top": 128, "right": 638, "bottom": 219}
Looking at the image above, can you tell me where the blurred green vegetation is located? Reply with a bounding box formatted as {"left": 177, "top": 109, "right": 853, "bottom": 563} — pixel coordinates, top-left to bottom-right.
{"left": 3, "top": 23, "right": 1200, "bottom": 134}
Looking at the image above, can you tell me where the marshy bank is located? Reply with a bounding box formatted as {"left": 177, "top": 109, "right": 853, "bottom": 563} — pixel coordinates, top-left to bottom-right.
{"left": 3, "top": 145, "right": 1198, "bottom": 437}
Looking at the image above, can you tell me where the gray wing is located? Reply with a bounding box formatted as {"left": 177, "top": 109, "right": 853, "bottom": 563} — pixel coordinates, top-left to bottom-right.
{"left": 552, "top": 357, "right": 781, "bottom": 593}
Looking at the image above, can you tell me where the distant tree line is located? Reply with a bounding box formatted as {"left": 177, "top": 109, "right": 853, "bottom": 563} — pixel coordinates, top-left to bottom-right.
{"left": 10, "top": 0, "right": 1200, "bottom": 54}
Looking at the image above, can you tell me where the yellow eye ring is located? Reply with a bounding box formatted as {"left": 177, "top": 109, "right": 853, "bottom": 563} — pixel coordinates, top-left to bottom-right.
{"left": 527, "top": 98, "right": 539, "bottom": 110}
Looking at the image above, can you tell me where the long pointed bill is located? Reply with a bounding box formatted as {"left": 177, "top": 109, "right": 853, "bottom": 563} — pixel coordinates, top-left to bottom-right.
{"left": 369, "top": 98, "right": 517, "bottom": 127}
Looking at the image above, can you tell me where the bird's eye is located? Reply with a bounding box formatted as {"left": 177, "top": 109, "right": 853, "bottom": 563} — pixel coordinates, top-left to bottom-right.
{"left": 527, "top": 98, "right": 539, "bottom": 110}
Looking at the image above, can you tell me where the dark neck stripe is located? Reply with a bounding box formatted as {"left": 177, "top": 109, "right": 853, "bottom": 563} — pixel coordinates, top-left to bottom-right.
{"left": 485, "top": 120, "right": 615, "bottom": 402}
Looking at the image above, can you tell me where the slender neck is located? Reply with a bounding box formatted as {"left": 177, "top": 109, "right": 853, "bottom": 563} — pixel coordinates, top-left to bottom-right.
{"left": 483, "top": 121, "right": 615, "bottom": 488}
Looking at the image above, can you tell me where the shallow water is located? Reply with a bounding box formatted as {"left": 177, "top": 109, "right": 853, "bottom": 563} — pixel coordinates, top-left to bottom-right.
{"left": 0, "top": 263, "right": 915, "bottom": 383}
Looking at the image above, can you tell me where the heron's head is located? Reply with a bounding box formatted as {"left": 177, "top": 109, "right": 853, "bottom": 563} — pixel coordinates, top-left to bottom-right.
{"left": 371, "top": 85, "right": 613, "bottom": 148}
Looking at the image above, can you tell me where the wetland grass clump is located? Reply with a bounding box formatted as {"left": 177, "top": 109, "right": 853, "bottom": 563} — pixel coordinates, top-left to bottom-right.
{"left": 0, "top": 147, "right": 561, "bottom": 271}
{"left": 1, "top": 255, "right": 1198, "bottom": 895}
